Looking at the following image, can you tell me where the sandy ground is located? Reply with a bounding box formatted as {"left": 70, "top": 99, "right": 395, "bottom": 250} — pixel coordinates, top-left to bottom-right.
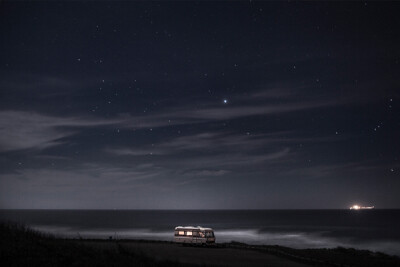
{"left": 86, "top": 241, "right": 310, "bottom": 267}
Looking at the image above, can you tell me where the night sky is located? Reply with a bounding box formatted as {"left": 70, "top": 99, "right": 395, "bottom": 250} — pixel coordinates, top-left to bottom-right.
{"left": 0, "top": 1, "right": 399, "bottom": 209}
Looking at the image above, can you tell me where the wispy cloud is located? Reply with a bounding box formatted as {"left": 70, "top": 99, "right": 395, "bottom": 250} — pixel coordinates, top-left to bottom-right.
{"left": 0, "top": 163, "right": 164, "bottom": 192}
{"left": 127, "top": 97, "right": 341, "bottom": 125}
{"left": 104, "top": 130, "right": 294, "bottom": 178}
{"left": 158, "top": 147, "right": 292, "bottom": 172}
{"left": 105, "top": 131, "right": 290, "bottom": 158}
{"left": 183, "top": 169, "right": 231, "bottom": 177}
{"left": 0, "top": 163, "right": 166, "bottom": 209}
{"left": 0, "top": 111, "right": 121, "bottom": 152}
{"left": 0, "top": 83, "right": 347, "bottom": 152}
{"left": 104, "top": 147, "right": 166, "bottom": 156}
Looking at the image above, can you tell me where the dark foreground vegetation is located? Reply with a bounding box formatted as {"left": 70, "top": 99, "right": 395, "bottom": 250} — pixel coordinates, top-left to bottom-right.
{"left": 0, "top": 222, "right": 189, "bottom": 266}
{"left": 1, "top": 222, "right": 400, "bottom": 267}
{"left": 225, "top": 241, "right": 400, "bottom": 267}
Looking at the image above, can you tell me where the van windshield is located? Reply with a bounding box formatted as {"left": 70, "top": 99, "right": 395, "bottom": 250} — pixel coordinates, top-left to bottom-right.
{"left": 205, "top": 231, "right": 214, "bottom": 237}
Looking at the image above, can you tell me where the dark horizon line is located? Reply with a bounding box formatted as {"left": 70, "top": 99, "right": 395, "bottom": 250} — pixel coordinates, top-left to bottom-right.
{"left": 0, "top": 208, "right": 396, "bottom": 211}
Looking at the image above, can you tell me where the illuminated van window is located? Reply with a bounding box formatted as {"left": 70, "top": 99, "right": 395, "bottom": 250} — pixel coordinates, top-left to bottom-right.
{"left": 174, "top": 227, "right": 215, "bottom": 244}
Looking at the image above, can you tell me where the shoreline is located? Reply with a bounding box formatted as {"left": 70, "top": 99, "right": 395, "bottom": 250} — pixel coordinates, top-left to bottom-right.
{"left": 2, "top": 222, "right": 400, "bottom": 267}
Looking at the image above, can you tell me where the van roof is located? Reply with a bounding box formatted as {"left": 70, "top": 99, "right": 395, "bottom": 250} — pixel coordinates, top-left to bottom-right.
{"left": 175, "top": 226, "right": 213, "bottom": 231}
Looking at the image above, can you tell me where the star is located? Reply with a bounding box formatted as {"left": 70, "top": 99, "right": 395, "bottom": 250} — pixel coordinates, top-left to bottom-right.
{"left": 223, "top": 99, "right": 228, "bottom": 104}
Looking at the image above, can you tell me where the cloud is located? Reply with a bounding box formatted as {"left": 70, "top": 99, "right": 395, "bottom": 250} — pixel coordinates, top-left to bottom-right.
{"left": 161, "top": 147, "right": 292, "bottom": 172}
{"left": 183, "top": 169, "right": 231, "bottom": 177}
{"left": 115, "top": 85, "right": 346, "bottom": 130}
{"left": 106, "top": 131, "right": 290, "bottom": 158}
{"left": 103, "top": 130, "right": 293, "bottom": 178}
{"left": 0, "top": 84, "right": 345, "bottom": 152}
{"left": 0, "top": 111, "right": 121, "bottom": 152}
{"left": 0, "top": 163, "right": 164, "bottom": 191}
{"left": 105, "top": 147, "right": 166, "bottom": 156}
{"left": 137, "top": 98, "right": 339, "bottom": 123}
{"left": 0, "top": 163, "right": 166, "bottom": 209}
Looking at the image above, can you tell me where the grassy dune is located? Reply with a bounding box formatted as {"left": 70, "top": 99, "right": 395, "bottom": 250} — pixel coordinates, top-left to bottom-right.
{"left": 1, "top": 222, "right": 400, "bottom": 267}
{"left": 0, "top": 222, "right": 188, "bottom": 266}
{"left": 224, "top": 241, "right": 400, "bottom": 267}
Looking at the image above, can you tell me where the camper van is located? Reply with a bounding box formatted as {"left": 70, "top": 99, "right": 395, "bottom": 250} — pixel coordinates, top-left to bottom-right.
{"left": 174, "top": 226, "right": 215, "bottom": 245}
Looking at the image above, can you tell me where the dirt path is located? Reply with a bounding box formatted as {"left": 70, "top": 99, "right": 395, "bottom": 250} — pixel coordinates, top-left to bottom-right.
{"left": 92, "top": 241, "right": 311, "bottom": 267}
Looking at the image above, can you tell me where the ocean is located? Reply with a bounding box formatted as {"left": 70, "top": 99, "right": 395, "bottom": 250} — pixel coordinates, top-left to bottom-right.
{"left": 1, "top": 209, "right": 399, "bottom": 256}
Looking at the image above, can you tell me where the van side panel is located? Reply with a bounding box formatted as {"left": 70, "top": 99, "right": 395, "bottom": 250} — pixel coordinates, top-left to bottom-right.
{"left": 174, "top": 227, "right": 215, "bottom": 244}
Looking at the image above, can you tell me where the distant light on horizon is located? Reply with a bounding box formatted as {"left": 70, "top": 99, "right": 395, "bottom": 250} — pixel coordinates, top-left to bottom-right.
{"left": 350, "top": 205, "right": 375, "bottom": 210}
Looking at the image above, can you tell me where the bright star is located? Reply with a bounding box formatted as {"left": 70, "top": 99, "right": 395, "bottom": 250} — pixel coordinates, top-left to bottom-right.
{"left": 223, "top": 99, "right": 228, "bottom": 104}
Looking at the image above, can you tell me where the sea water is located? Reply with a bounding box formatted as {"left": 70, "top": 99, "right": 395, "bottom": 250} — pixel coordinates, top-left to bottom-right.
{"left": 1, "top": 209, "right": 399, "bottom": 256}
